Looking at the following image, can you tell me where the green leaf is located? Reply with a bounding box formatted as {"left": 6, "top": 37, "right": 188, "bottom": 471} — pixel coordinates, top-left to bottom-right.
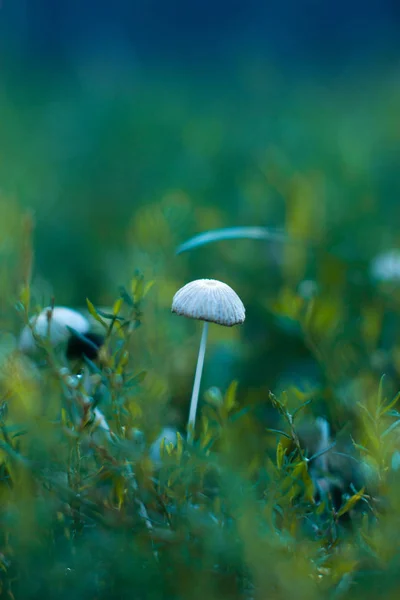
{"left": 176, "top": 226, "right": 293, "bottom": 254}
{"left": 67, "top": 327, "right": 102, "bottom": 356}
{"left": 228, "top": 405, "right": 254, "bottom": 423}
{"left": 86, "top": 298, "right": 107, "bottom": 328}
{"left": 266, "top": 428, "right": 292, "bottom": 440}
{"left": 356, "top": 402, "right": 375, "bottom": 424}
{"left": 83, "top": 356, "right": 103, "bottom": 375}
{"left": 96, "top": 309, "right": 125, "bottom": 321}
{"left": 308, "top": 441, "right": 336, "bottom": 464}
{"left": 10, "top": 429, "right": 28, "bottom": 439}
{"left": 292, "top": 399, "right": 313, "bottom": 419}
{"left": 175, "top": 432, "right": 183, "bottom": 461}
{"left": 381, "top": 419, "right": 400, "bottom": 439}
{"left": 125, "top": 370, "right": 147, "bottom": 388}
{"left": 376, "top": 373, "right": 386, "bottom": 418}
{"left": 276, "top": 441, "right": 286, "bottom": 469}
{"left": 113, "top": 298, "right": 123, "bottom": 315}
{"left": 380, "top": 391, "right": 400, "bottom": 418}
{"left": 15, "top": 301, "right": 25, "bottom": 313}
{"left": 224, "top": 380, "right": 238, "bottom": 413}
{"left": 336, "top": 489, "right": 365, "bottom": 517}
{"left": 119, "top": 286, "right": 134, "bottom": 307}
{"left": 386, "top": 410, "right": 400, "bottom": 418}
{"left": 131, "top": 273, "right": 145, "bottom": 303}
{"left": 351, "top": 438, "right": 373, "bottom": 456}
{"left": 19, "top": 284, "right": 31, "bottom": 310}
{"left": 143, "top": 280, "right": 155, "bottom": 298}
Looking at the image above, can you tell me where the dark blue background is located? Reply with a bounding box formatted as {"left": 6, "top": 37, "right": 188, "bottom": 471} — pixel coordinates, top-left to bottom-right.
{"left": 1, "top": 0, "right": 399, "bottom": 72}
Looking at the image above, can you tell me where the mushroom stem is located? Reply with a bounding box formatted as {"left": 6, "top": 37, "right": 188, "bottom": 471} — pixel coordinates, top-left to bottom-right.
{"left": 187, "top": 321, "right": 209, "bottom": 444}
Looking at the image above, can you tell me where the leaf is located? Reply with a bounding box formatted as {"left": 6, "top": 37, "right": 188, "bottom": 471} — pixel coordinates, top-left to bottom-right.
{"left": 391, "top": 451, "right": 400, "bottom": 471}
{"left": 266, "top": 428, "right": 292, "bottom": 440}
{"left": 292, "top": 461, "right": 315, "bottom": 503}
{"left": 176, "top": 226, "right": 293, "bottom": 255}
{"left": 113, "top": 476, "right": 126, "bottom": 510}
{"left": 61, "top": 408, "right": 68, "bottom": 427}
{"left": 380, "top": 391, "right": 400, "bottom": 418}
{"left": 228, "top": 405, "right": 254, "bottom": 423}
{"left": 356, "top": 402, "right": 375, "bottom": 424}
{"left": 131, "top": 273, "right": 145, "bottom": 303}
{"left": 165, "top": 441, "right": 175, "bottom": 456}
{"left": 292, "top": 399, "right": 313, "bottom": 420}
{"left": 316, "top": 500, "right": 327, "bottom": 516}
{"left": 308, "top": 441, "right": 336, "bottom": 464}
{"left": 381, "top": 419, "right": 400, "bottom": 439}
{"left": 116, "top": 350, "right": 129, "bottom": 370}
{"left": 10, "top": 430, "right": 28, "bottom": 440}
{"left": 336, "top": 489, "right": 365, "bottom": 517}
{"left": 129, "top": 402, "right": 142, "bottom": 419}
{"left": 351, "top": 438, "right": 373, "bottom": 456}
{"left": 143, "top": 280, "right": 155, "bottom": 298}
{"left": 281, "top": 391, "right": 289, "bottom": 408}
{"left": 113, "top": 298, "right": 123, "bottom": 315}
{"left": 159, "top": 437, "right": 166, "bottom": 459}
{"left": 19, "top": 285, "right": 30, "bottom": 310}
{"left": 200, "top": 417, "right": 214, "bottom": 449}
{"left": 124, "top": 370, "right": 147, "bottom": 388}
{"left": 95, "top": 309, "right": 125, "bottom": 321}
{"left": 86, "top": 298, "right": 107, "bottom": 328}
{"left": 83, "top": 355, "right": 103, "bottom": 375}
{"left": 119, "top": 286, "right": 134, "bottom": 307}
{"left": 200, "top": 431, "right": 215, "bottom": 451}
{"left": 201, "top": 416, "right": 209, "bottom": 437}
{"left": 67, "top": 326, "right": 102, "bottom": 355}
{"left": 269, "top": 390, "right": 287, "bottom": 413}
{"left": 15, "top": 301, "right": 25, "bottom": 313}
{"left": 376, "top": 373, "right": 386, "bottom": 418}
{"left": 386, "top": 409, "right": 400, "bottom": 418}
{"left": 276, "top": 441, "right": 286, "bottom": 469}
{"left": 175, "top": 432, "right": 183, "bottom": 461}
{"left": 224, "top": 380, "right": 238, "bottom": 413}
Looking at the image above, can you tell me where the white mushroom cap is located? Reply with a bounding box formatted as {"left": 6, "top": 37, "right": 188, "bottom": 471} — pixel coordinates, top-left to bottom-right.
{"left": 19, "top": 306, "right": 90, "bottom": 354}
{"left": 172, "top": 279, "right": 245, "bottom": 327}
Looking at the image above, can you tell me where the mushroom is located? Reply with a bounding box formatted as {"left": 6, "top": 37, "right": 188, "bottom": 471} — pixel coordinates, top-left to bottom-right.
{"left": 19, "top": 306, "right": 105, "bottom": 361}
{"left": 19, "top": 306, "right": 90, "bottom": 355}
{"left": 172, "top": 279, "right": 245, "bottom": 443}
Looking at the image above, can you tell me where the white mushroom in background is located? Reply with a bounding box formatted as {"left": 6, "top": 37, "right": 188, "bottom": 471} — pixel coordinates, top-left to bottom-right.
{"left": 172, "top": 278, "right": 245, "bottom": 444}
{"left": 19, "top": 305, "right": 109, "bottom": 431}
{"left": 19, "top": 306, "right": 90, "bottom": 355}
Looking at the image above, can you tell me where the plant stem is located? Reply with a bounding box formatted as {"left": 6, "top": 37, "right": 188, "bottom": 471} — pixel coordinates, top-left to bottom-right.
{"left": 187, "top": 321, "right": 209, "bottom": 444}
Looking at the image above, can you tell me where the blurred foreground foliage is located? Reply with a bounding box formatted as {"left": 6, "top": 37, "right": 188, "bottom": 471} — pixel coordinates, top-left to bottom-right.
{"left": 0, "top": 257, "right": 400, "bottom": 599}
{"left": 0, "top": 66, "right": 400, "bottom": 598}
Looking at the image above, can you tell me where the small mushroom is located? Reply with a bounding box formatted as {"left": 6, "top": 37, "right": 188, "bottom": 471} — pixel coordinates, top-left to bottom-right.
{"left": 19, "top": 306, "right": 91, "bottom": 355}
{"left": 18, "top": 305, "right": 106, "bottom": 362}
{"left": 172, "top": 279, "right": 245, "bottom": 443}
